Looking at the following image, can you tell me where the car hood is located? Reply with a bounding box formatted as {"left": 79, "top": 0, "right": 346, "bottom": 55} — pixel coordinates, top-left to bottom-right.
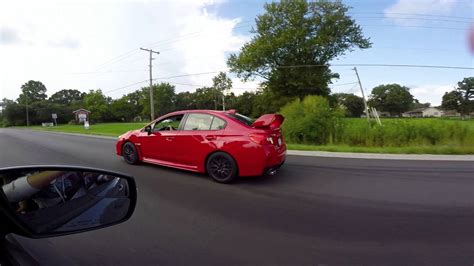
{"left": 119, "top": 129, "right": 141, "bottom": 139}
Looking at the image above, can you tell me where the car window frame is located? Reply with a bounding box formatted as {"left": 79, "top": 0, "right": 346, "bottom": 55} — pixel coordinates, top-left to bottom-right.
{"left": 182, "top": 113, "right": 227, "bottom": 131}
{"left": 145, "top": 114, "right": 185, "bottom": 133}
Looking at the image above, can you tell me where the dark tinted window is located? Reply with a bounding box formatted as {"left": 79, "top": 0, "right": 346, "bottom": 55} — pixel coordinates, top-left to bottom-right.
{"left": 226, "top": 113, "right": 254, "bottom": 126}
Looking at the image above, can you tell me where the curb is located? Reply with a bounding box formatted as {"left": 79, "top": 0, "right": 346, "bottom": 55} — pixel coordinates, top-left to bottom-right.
{"left": 286, "top": 150, "right": 474, "bottom": 161}
{"left": 12, "top": 129, "right": 474, "bottom": 161}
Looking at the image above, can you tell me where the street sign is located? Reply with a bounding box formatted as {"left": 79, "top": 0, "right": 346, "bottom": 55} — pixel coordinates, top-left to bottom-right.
{"left": 52, "top": 113, "right": 58, "bottom": 126}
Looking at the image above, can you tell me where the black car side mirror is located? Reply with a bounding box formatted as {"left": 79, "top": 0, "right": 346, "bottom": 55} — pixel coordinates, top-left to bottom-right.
{"left": 144, "top": 125, "right": 152, "bottom": 135}
{"left": 0, "top": 166, "right": 137, "bottom": 239}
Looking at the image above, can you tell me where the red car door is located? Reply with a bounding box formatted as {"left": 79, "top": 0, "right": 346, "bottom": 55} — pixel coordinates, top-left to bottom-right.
{"left": 175, "top": 113, "right": 226, "bottom": 168}
{"left": 139, "top": 114, "right": 184, "bottom": 163}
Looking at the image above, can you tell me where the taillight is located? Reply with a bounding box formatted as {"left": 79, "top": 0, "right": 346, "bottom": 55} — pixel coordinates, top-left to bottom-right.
{"left": 249, "top": 133, "right": 273, "bottom": 145}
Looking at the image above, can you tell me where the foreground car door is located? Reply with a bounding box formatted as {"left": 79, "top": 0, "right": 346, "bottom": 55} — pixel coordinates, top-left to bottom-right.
{"left": 177, "top": 113, "right": 226, "bottom": 169}
{"left": 140, "top": 114, "right": 184, "bottom": 163}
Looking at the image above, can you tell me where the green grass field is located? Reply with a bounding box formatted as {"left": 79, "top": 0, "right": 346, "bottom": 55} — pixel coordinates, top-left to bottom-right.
{"left": 21, "top": 118, "right": 474, "bottom": 154}
{"left": 28, "top": 122, "right": 147, "bottom": 137}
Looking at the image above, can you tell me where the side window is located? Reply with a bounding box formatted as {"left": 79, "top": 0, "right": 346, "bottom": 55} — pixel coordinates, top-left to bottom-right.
{"left": 183, "top": 114, "right": 213, "bottom": 131}
{"left": 153, "top": 115, "right": 184, "bottom": 131}
{"left": 210, "top": 117, "right": 226, "bottom": 130}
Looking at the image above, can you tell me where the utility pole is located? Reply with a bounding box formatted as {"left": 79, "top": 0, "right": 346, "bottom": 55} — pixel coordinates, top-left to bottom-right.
{"left": 140, "top": 47, "right": 160, "bottom": 121}
{"left": 353, "top": 67, "right": 370, "bottom": 123}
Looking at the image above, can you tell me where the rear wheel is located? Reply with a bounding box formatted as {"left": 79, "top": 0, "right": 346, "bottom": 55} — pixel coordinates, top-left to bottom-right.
{"left": 122, "top": 142, "right": 139, "bottom": 165}
{"left": 206, "top": 152, "right": 238, "bottom": 183}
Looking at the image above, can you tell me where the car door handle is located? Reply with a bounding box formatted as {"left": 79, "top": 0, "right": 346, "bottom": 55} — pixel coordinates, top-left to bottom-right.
{"left": 205, "top": 135, "right": 216, "bottom": 141}
{"left": 165, "top": 137, "right": 174, "bottom": 141}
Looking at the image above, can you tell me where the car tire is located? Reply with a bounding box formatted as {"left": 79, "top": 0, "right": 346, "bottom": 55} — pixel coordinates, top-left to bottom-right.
{"left": 122, "top": 142, "right": 139, "bottom": 165}
{"left": 206, "top": 152, "right": 238, "bottom": 184}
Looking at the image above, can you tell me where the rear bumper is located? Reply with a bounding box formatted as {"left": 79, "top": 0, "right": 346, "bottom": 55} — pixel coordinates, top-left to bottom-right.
{"left": 237, "top": 144, "right": 286, "bottom": 177}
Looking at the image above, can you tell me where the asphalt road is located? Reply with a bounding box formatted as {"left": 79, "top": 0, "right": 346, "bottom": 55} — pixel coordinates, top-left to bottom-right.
{"left": 1, "top": 129, "right": 474, "bottom": 265}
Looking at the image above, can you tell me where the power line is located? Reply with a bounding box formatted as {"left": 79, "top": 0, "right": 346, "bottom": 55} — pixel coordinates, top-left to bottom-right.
{"left": 104, "top": 80, "right": 149, "bottom": 94}
{"left": 355, "top": 16, "right": 471, "bottom": 24}
{"left": 66, "top": 69, "right": 148, "bottom": 75}
{"left": 154, "top": 71, "right": 223, "bottom": 80}
{"left": 361, "top": 24, "right": 466, "bottom": 31}
{"left": 329, "top": 81, "right": 359, "bottom": 87}
{"left": 350, "top": 12, "right": 473, "bottom": 21}
{"left": 277, "top": 63, "right": 474, "bottom": 70}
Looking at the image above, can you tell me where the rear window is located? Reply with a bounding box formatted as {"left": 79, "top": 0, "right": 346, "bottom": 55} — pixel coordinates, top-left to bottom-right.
{"left": 226, "top": 113, "right": 254, "bottom": 127}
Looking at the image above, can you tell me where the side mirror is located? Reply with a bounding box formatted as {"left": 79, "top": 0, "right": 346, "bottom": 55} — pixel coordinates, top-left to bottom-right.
{"left": 144, "top": 125, "right": 152, "bottom": 135}
{"left": 0, "top": 166, "right": 137, "bottom": 238}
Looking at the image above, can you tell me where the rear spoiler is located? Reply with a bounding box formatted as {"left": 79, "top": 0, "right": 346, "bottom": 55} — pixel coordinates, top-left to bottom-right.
{"left": 252, "top": 114, "right": 284, "bottom": 129}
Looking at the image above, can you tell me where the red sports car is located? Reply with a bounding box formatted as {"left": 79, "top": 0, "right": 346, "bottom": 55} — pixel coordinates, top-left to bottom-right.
{"left": 116, "top": 110, "right": 286, "bottom": 183}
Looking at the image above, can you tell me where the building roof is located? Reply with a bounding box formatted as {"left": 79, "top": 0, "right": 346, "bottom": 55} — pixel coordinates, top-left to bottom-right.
{"left": 73, "top": 108, "right": 91, "bottom": 113}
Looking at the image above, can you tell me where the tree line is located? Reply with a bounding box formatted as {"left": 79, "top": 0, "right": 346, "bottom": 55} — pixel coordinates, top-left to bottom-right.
{"left": 1, "top": 0, "right": 472, "bottom": 126}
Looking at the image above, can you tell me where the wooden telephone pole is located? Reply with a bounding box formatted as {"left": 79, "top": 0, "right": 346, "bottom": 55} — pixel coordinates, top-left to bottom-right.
{"left": 140, "top": 48, "right": 160, "bottom": 121}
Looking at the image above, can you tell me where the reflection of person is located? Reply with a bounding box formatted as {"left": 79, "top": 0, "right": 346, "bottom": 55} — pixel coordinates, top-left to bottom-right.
{"left": 2, "top": 171, "right": 114, "bottom": 212}
{"left": 2, "top": 171, "right": 64, "bottom": 207}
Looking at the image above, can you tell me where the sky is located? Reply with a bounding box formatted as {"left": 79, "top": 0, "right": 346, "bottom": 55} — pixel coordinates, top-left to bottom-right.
{"left": 0, "top": 0, "right": 473, "bottom": 106}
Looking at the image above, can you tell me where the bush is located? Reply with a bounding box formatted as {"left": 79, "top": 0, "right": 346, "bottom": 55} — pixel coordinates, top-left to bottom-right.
{"left": 281, "top": 95, "right": 345, "bottom": 145}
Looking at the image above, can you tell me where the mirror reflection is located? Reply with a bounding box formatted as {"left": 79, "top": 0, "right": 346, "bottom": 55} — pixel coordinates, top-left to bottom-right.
{"left": 1, "top": 170, "right": 131, "bottom": 234}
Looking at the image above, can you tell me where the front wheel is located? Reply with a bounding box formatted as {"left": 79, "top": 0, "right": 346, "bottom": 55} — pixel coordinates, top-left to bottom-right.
{"left": 122, "top": 142, "right": 139, "bottom": 165}
{"left": 206, "top": 152, "right": 238, "bottom": 183}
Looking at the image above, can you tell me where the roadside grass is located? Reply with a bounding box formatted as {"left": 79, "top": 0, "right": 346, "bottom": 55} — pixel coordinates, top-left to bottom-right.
{"left": 17, "top": 118, "right": 474, "bottom": 154}
{"left": 25, "top": 122, "right": 147, "bottom": 137}
{"left": 286, "top": 144, "right": 474, "bottom": 155}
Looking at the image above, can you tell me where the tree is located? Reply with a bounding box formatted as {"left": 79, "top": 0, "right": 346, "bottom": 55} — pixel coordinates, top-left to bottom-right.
{"left": 141, "top": 83, "right": 176, "bottom": 118}
{"left": 442, "top": 77, "right": 474, "bottom": 118}
{"left": 411, "top": 99, "right": 430, "bottom": 110}
{"left": 442, "top": 90, "right": 463, "bottom": 111}
{"left": 111, "top": 97, "right": 137, "bottom": 121}
{"left": 212, "top": 72, "right": 233, "bottom": 110}
{"left": 228, "top": 0, "right": 371, "bottom": 103}
{"left": 124, "top": 90, "right": 145, "bottom": 119}
{"left": 193, "top": 87, "right": 219, "bottom": 110}
{"left": 175, "top": 91, "right": 197, "bottom": 110}
{"left": 1, "top": 99, "right": 25, "bottom": 126}
{"left": 234, "top": 91, "right": 256, "bottom": 117}
{"left": 17, "top": 80, "right": 48, "bottom": 104}
{"left": 333, "top": 93, "right": 364, "bottom": 117}
{"left": 49, "top": 89, "right": 85, "bottom": 105}
{"left": 251, "top": 89, "right": 295, "bottom": 117}
{"left": 368, "top": 84, "right": 415, "bottom": 116}
{"left": 83, "top": 89, "right": 111, "bottom": 122}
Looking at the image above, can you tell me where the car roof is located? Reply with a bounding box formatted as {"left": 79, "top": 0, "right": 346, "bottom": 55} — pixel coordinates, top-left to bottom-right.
{"left": 166, "top": 109, "right": 228, "bottom": 116}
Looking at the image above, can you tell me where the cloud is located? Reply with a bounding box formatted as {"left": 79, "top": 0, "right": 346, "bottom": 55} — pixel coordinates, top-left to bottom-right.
{"left": 410, "top": 84, "right": 455, "bottom": 106}
{"left": 0, "top": 1, "right": 253, "bottom": 100}
{"left": 384, "top": 0, "right": 458, "bottom": 25}
{"left": 0, "top": 27, "right": 23, "bottom": 45}
{"left": 48, "top": 37, "right": 80, "bottom": 49}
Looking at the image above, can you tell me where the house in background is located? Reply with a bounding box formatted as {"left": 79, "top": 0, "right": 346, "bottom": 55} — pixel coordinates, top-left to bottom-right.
{"left": 73, "top": 108, "right": 91, "bottom": 123}
{"left": 402, "top": 107, "right": 443, "bottom": 118}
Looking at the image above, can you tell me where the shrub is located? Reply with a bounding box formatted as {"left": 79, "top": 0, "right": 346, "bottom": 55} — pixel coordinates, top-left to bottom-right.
{"left": 281, "top": 95, "right": 344, "bottom": 145}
